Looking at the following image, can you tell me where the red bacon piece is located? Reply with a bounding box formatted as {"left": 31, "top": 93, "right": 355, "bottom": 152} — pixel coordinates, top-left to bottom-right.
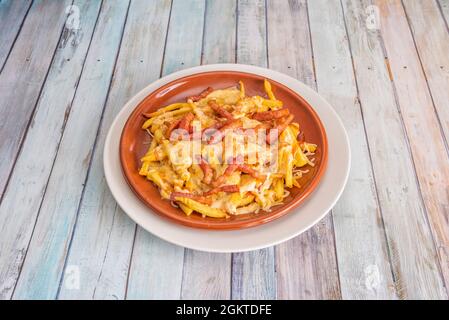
{"left": 203, "top": 185, "right": 239, "bottom": 196}
{"left": 187, "top": 87, "right": 214, "bottom": 102}
{"left": 266, "top": 114, "right": 294, "bottom": 145}
{"left": 199, "top": 158, "right": 213, "bottom": 185}
{"left": 208, "top": 101, "right": 234, "bottom": 120}
{"left": 178, "top": 112, "right": 195, "bottom": 131}
{"left": 252, "top": 108, "right": 290, "bottom": 121}
{"left": 165, "top": 118, "right": 182, "bottom": 138}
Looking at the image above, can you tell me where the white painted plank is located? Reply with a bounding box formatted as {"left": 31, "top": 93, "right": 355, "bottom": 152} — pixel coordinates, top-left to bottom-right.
{"left": 0, "top": 0, "right": 102, "bottom": 300}
{"left": 11, "top": 0, "right": 130, "bottom": 299}
{"left": 439, "top": 0, "right": 449, "bottom": 24}
{"left": 0, "top": 0, "right": 32, "bottom": 70}
{"left": 402, "top": 0, "right": 449, "bottom": 289}
{"left": 308, "top": 0, "right": 396, "bottom": 299}
{"left": 0, "top": 0, "right": 71, "bottom": 199}
{"left": 126, "top": 0, "right": 206, "bottom": 300}
{"left": 267, "top": 0, "right": 341, "bottom": 299}
{"left": 374, "top": 0, "right": 448, "bottom": 298}
{"left": 342, "top": 0, "right": 444, "bottom": 299}
{"left": 180, "top": 0, "right": 236, "bottom": 300}
{"left": 58, "top": 0, "right": 171, "bottom": 300}
{"left": 232, "top": 0, "right": 275, "bottom": 300}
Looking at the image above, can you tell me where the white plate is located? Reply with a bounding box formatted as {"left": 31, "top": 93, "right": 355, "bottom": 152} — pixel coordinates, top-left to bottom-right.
{"left": 104, "top": 64, "right": 350, "bottom": 253}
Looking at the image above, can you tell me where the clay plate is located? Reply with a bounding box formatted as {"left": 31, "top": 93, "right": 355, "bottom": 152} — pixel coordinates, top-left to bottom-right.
{"left": 120, "top": 71, "right": 328, "bottom": 230}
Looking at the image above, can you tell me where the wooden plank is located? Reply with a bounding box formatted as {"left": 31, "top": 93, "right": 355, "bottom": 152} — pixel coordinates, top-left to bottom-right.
{"left": 180, "top": 0, "right": 236, "bottom": 300}
{"left": 439, "top": 0, "right": 449, "bottom": 25}
{"left": 375, "top": 0, "right": 448, "bottom": 298}
{"left": 11, "top": 0, "right": 130, "bottom": 299}
{"left": 0, "top": 0, "right": 71, "bottom": 200}
{"left": 267, "top": 0, "right": 341, "bottom": 300}
{"left": 0, "top": 0, "right": 32, "bottom": 71}
{"left": 125, "top": 0, "right": 206, "bottom": 300}
{"left": 0, "top": 0, "right": 102, "bottom": 300}
{"left": 308, "top": 0, "right": 396, "bottom": 299}
{"left": 232, "top": 0, "right": 275, "bottom": 300}
{"left": 201, "top": 0, "right": 237, "bottom": 64}
{"left": 58, "top": 0, "right": 171, "bottom": 300}
{"left": 402, "top": 0, "right": 449, "bottom": 290}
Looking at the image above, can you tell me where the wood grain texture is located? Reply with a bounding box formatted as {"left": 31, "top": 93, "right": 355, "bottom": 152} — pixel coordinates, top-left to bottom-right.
{"left": 232, "top": 0, "right": 275, "bottom": 300}
{"left": 375, "top": 0, "right": 448, "bottom": 298}
{"left": 180, "top": 0, "right": 235, "bottom": 300}
{"left": 267, "top": 0, "right": 341, "bottom": 300}
{"left": 402, "top": 0, "right": 449, "bottom": 290}
{"left": 11, "top": 0, "right": 130, "bottom": 299}
{"left": 0, "top": 0, "right": 32, "bottom": 71}
{"left": 0, "top": 0, "right": 71, "bottom": 200}
{"left": 342, "top": 0, "right": 445, "bottom": 300}
{"left": 308, "top": 0, "right": 395, "bottom": 299}
{"left": 439, "top": 0, "right": 449, "bottom": 24}
{"left": 126, "top": 0, "right": 206, "bottom": 300}
{"left": 58, "top": 0, "right": 171, "bottom": 300}
{"left": 0, "top": 0, "right": 102, "bottom": 300}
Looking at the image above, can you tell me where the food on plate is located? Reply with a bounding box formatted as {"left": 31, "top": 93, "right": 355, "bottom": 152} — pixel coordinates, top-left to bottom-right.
{"left": 138, "top": 80, "right": 317, "bottom": 218}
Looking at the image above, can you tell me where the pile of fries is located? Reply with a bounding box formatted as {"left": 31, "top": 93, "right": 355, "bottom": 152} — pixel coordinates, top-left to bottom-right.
{"left": 139, "top": 80, "right": 317, "bottom": 218}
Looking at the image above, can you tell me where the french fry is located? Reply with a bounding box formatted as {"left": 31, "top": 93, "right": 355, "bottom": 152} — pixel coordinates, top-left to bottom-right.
{"left": 264, "top": 79, "right": 276, "bottom": 100}
{"left": 143, "top": 102, "right": 190, "bottom": 118}
{"left": 175, "top": 197, "right": 229, "bottom": 218}
{"left": 179, "top": 203, "right": 193, "bottom": 216}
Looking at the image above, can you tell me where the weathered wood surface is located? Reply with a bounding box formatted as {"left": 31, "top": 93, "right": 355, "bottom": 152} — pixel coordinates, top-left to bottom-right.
{"left": 0, "top": 0, "right": 71, "bottom": 200}
{"left": 0, "top": 0, "right": 32, "bottom": 71}
{"left": 402, "top": 0, "right": 449, "bottom": 291}
{"left": 59, "top": 0, "right": 171, "bottom": 300}
{"left": 308, "top": 0, "right": 395, "bottom": 300}
{"left": 12, "top": 0, "right": 130, "bottom": 299}
{"left": 375, "top": 0, "right": 448, "bottom": 299}
{"left": 0, "top": 0, "right": 101, "bottom": 299}
{"left": 1, "top": 0, "right": 448, "bottom": 300}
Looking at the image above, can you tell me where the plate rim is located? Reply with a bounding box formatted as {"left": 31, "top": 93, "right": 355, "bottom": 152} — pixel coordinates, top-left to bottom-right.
{"left": 104, "top": 63, "right": 351, "bottom": 252}
{"left": 118, "top": 70, "right": 329, "bottom": 230}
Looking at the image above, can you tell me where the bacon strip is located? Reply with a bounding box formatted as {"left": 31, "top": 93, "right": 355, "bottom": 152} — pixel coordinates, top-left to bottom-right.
{"left": 208, "top": 101, "right": 234, "bottom": 120}
{"left": 266, "top": 114, "right": 294, "bottom": 144}
{"left": 252, "top": 108, "right": 290, "bottom": 121}
{"left": 170, "top": 192, "right": 212, "bottom": 205}
{"left": 178, "top": 112, "right": 195, "bottom": 131}
{"left": 237, "top": 164, "right": 267, "bottom": 181}
{"left": 203, "top": 185, "right": 239, "bottom": 196}
{"left": 209, "top": 119, "right": 243, "bottom": 144}
{"left": 211, "top": 164, "right": 239, "bottom": 187}
{"left": 188, "top": 87, "right": 213, "bottom": 102}
{"left": 165, "top": 118, "right": 182, "bottom": 138}
{"left": 199, "top": 158, "right": 213, "bottom": 185}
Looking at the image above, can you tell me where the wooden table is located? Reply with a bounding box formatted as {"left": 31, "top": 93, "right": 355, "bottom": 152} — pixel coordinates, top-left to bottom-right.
{"left": 0, "top": 0, "right": 448, "bottom": 300}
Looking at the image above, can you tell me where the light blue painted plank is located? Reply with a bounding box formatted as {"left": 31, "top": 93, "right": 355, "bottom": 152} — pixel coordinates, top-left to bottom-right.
{"left": 0, "top": 0, "right": 99, "bottom": 300}
{"left": 232, "top": 0, "right": 276, "bottom": 300}
{"left": 58, "top": 0, "right": 172, "bottom": 300}
{"left": 12, "top": 0, "right": 130, "bottom": 299}
{"left": 0, "top": 0, "right": 71, "bottom": 200}
{"left": 0, "top": 0, "right": 32, "bottom": 70}
{"left": 180, "top": 0, "right": 236, "bottom": 300}
{"left": 126, "top": 0, "right": 206, "bottom": 300}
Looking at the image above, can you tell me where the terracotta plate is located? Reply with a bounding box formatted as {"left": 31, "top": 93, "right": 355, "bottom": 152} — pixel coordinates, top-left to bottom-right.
{"left": 120, "top": 71, "right": 328, "bottom": 230}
